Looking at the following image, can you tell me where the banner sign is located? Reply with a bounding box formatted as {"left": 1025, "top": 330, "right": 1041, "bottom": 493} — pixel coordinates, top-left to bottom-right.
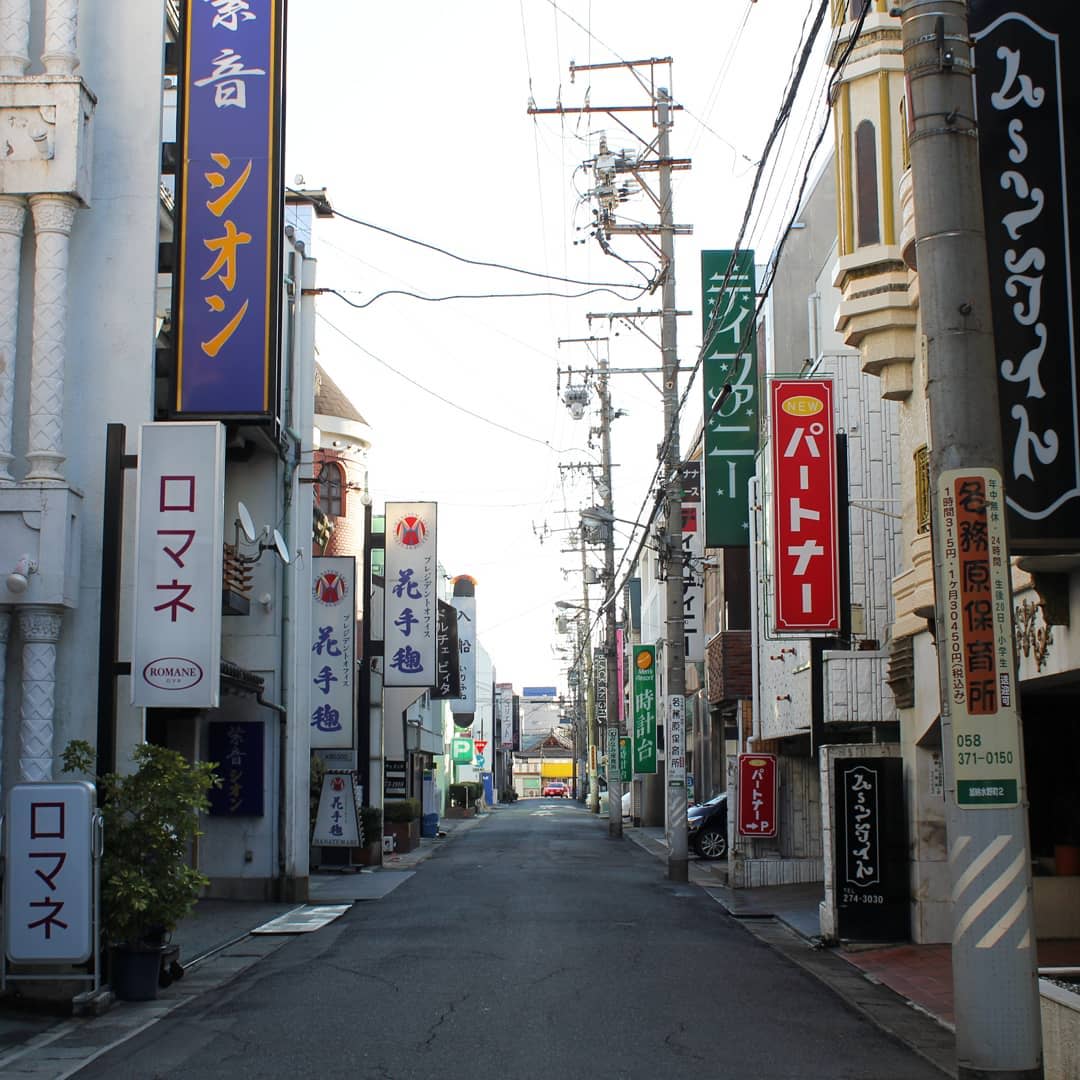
{"left": 522, "top": 686, "right": 557, "bottom": 698}
{"left": 132, "top": 422, "right": 225, "bottom": 708}
{"left": 701, "top": 249, "right": 758, "bottom": 547}
{"left": 619, "top": 736, "right": 632, "bottom": 783}
{"left": 5, "top": 783, "right": 95, "bottom": 964}
{"left": 432, "top": 599, "right": 461, "bottom": 699}
{"left": 384, "top": 758, "right": 407, "bottom": 798}
{"left": 450, "top": 578, "right": 476, "bottom": 720}
{"left": 632, "top": 645, "right": 657, "bottom": 774}
{"left": 175, "top": 0, "right": 284, "bottom": 416}
{"left": 384, "top": 503, "right": 437, "bottom": 686}
{"left": 737, "top": 753, "right": 777, "bottom": 837}
{"left": 667, "top": 695, "right": 686, "bottom": 784}
{"left": 936, "top": 469, "right": 1023, "bottom": 807}
{"left": 681, "top": 462, "right": 706, "bottom": 662}
{"left": 770, "top": 379, "right": 840, "bottom": 633}
{"left": 208, "top": 720, "right": 265, "bottom": 816}
{"left": 309, "top": 556, "right": 356, "bottom": 749}
{"left": 311, "top": 772, "right": 361, "bottom": 847}
{"left": 496, "top": 684, "right": 514, "bottom": 750}
{"left": 834, "top": 758, "right": 909, "bottom": 941}
{"left": 615, "top": 628, "right": 626, "bottom": 725}
{"left": 971, "top": 5, "right": 1080, "bottom": 551}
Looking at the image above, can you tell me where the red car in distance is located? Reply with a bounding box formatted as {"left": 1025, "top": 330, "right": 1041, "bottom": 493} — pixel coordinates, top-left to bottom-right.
{"left": 542, "top": 781, "right": 569, "bottom": 798}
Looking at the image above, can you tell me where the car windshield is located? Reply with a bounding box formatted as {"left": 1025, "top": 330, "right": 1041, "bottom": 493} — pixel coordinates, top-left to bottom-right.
{"left": 691, "top": 793, "right": 726, "bottom": 810}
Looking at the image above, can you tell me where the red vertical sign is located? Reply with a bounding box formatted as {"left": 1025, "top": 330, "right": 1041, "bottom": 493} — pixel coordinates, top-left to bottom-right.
{"left": 770, "top": 378, "right": 840, "bottom": 632}
{"left": 738, "top": 753, "right": 777, "bottom": 838}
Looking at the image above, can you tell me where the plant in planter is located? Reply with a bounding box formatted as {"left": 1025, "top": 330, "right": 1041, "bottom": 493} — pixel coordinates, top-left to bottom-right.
{"left": 358, "top": 805, "right": 383, "bottom": 865}
{"left": 383, "top": 798, "right": 421, "bottom": 854}
{"left": 61, "top": 740, "right": 220, "bottom": 1000}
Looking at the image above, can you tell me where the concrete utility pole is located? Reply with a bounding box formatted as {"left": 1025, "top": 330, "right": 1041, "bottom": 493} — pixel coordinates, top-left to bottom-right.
{"left": 581, "top": 532, "right": 599, "bottom": 813}
{"left": 901, "top": 3, "right": 1042, "bottom": 1077}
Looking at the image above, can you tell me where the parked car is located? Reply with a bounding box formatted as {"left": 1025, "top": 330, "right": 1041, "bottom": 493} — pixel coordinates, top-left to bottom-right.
{"left": 542, "top": 781, "right": 569, "bottom": 798}
{"left": 688, "top": 792, "right": 728, "bottom": 859}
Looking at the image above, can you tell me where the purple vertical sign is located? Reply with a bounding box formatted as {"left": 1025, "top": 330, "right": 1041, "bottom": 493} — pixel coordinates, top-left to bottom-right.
{"left": 175, "top": 0, "right": 283, "bottom": 417}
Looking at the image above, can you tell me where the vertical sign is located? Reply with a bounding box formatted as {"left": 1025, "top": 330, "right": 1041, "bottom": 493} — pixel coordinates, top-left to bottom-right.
{"left": 737, "top": 753, "right": 777, "bottom": 837}
{"left": 632, "top": 645, "right": 657, "bottom": 774}
{"left": 208, "top": 720, "right": 265, "bottom": 816}
{"left": 971, "top": 5, "right": 1080, "bottom": 551}
{"left": 311, "top": 772, "right": 360, "bottom": 847}
{"left": 701, "top": 249, "right": 758, "bottom": 547}
{"left": 936, "top": 469, "right": 1023, "bottom": 806}
{"left": 619, "top": 736, "right": 632, "bottom": 783}
{"left": 615, "top": 627, "right": 626, "bottom": 727}
{"left": 667, "top": 695, "right": 686, "bottom": 783}
{"left": 450, "top": 576, "right": 477, "bottom": 723}
{"left": 681, "top": 462, "right": 705, "bottom": 662}
{"left": 383, "top": 503, "right": 437, "bottom": 687}
{"left": 5, "top": 783, "right": 95, "bottom": 964}
{"left": 309, "top": 556, "right": 356, "bottom": 750}
{"left": 176, "top": 0, "right": 284, "bottom": 416}
{"left": 431, "top": 599, "right": 461, "bottom": 700}
{"left": 132, "top": 422, "right": 225, "bottom": 708}
{"left": 496, "top": 684, "right": 514, "bottom": 750}
{"left": 770, "top": 379, "right": 840, "bottom": 633}
{"left": 834, "top": 758, "right": 909, "bottom": 941}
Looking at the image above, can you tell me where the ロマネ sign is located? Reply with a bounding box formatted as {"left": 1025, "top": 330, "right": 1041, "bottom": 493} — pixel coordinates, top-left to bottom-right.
{"left": 309, "top": 556, "right": 356, "bottom": 749}
{"left": 936, "top": 469, "right": 1023, "bottom": 807}
{"left": 175, "top": 0, "right": 284, "bottom": 417}
{"left": 383, "top": 503, "right": 437, "bottom": 687}
{"left": 131, "top": 422, "right": 225, "bottom": 708}
{"left": 631, "top": 644, "right": 657, "bottom": 774}
{"left": 770, "top": 379, "right": 840, "bottom": 633}
{"left": 737, "top": 753, "right": 777, "bottom": 838}
{"left": 5, "top": 783, "right": 96, "bottom": 964}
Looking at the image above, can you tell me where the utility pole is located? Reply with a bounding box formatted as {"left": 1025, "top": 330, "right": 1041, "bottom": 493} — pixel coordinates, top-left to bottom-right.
{"left": 901, "top": 3, "right": 1041, "bottom": 1077}
{"left": 581, "top": 532, "right": 598, "bottom": 812}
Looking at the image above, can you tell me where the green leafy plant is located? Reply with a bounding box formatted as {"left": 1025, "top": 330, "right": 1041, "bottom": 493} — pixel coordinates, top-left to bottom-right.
{"left": 310, "top": 753, "right": 326, "bottom": 835}
{"left": 359, "top": 804, "right": 382, "bottom": 845}
{"left": 62, "top": 740, "right": 220, "bottom": 947}
{"left": 383, "top": 797, "right": 421, "bottom": 823}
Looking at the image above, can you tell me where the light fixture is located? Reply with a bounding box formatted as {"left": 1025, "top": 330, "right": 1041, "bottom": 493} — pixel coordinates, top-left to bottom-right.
{"left": 7, "top": 554, "right": 38, "bottom": 594}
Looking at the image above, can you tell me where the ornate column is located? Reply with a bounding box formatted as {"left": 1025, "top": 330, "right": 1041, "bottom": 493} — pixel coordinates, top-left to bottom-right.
{"left": 18, "top": 606, "right": 63, "bottom": 782}
{"left": 42, "top": 0, "right": 78, "bottom": 75}
{"left": 26, "top": 195, "right": 77, "bottom": 482}
{"left": 0, "top": 0, "right": 30, "bottom": 75}
{"left": 0, "top": 198, "right": 27, "bottom": 481}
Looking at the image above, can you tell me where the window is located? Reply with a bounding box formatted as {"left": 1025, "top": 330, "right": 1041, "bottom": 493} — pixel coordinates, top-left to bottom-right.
{"left": 317, "top": 461, "right": 344, "bottom": 518}
{"left": 855, "top": 120, "right": 880, "bottom": 247}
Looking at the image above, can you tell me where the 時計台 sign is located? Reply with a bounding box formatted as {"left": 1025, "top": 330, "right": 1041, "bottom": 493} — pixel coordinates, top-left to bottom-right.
{"left": 384, "top": 503, "right": 437, "bottom": 687}
{"left": 309, "top": 557, "right": 356, "bottom": 750}
{"left": 131, "top": 422, "right": 225, "bottom": 708}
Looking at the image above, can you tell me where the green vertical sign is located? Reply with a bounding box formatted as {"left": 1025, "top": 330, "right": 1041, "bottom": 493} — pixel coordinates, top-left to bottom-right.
{"left": 619, "top": 736, "right": 632, "bottom": 783}
{"left": 632, "top": 645, "right": 657, "bottom": 774}
{"left": 701, "top": 249, "right": 758, "bottom": 547}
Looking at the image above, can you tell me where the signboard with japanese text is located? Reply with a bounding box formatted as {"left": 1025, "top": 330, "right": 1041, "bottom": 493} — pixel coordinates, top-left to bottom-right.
{"left": 615, "top": 628, "right": 626, "bottom": 727}
{"left": 834, "top": 758, "right": 909, "bottom": 941}
{"left": 667, "top": 695, "right": 686, "bottom": 784}
{"left": 632, "top": 645, "right": 657, "bottom": 774}
{"left": 431, "top": 600, "right": 461, "bottom": 699}
{"left": 384, "top": 503, "right": 438, "bottom": 687}
{"left": 737, "top": 753, "right": 777, "bottom": 837}
{"left": 496, "top": 684, "right": 514, "bottom": 750}
{"left": 311, "top": 772, "right": 360, "bottom": 847}
{"left": 936, "top": 469, "right": 1023, "bottom": 807}
{"left": 619, "top": 736, "right": 632, "bottom": 783}
{"left": 971, "top": 4, "right": 1080, "bottom": 551}
{"left": 384, "top": 758, "right": 407, "bottom": 797}
{"left": 208, "top": 720, "right": 265, "bottom": 816}
{"left": 450, "top": 577, "right": 476, "bottom": 720}
{"left": 681, "top": 462, "right": 705, "bottom": 663}
{"left": 131, "top": 422, "right": 225, "bottom": 708}
{"left": 770, "top": 379, "right": 840, "bottom": 633}
{"left": 175, "top": 0, "right": 284, "bottom": 417}
{"left": 702, "top": 249, "right": 758, "bottom": 547}
{"left": 5, "top": 783, "right": 96, "bottom": 964}
{"left": 309, "top": 557, "right": 356, "bottom": 750}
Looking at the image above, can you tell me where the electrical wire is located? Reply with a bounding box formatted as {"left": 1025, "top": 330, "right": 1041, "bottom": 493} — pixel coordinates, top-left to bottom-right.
{"left": 321, "top": 283, "right": 649, "bottom": 309}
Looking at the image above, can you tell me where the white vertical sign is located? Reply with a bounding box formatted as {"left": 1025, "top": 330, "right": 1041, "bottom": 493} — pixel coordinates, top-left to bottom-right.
{"left": 668, "top": 695, "right": 686, "bottom": 783}
{"left": 131, "top": 422, "right": 225, "bottom": 707}
{"left": 383, "top": 503, "right": 438, "bottom": 687}
{"left": 5, "top": 783, "right": 96, "bottom": 963}
{"left": 450, "top": 592, "right": 477, "bottom": 715}
{"left": 497, "top": 684, "right": 514, "bottom": 749}
{"left": 310, "top": 556, "right": 356, "bottom": 750}
{"left": 682, "top": 463, "right": 706, "bottom": 664}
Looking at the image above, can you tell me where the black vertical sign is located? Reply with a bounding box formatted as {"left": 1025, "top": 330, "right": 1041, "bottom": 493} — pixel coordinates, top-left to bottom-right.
{"left": 971, "top": 4, "right": 1080, "bottom": 551}
{"left": 834, "top": 757, "right": 908, "bottom": 941}
{"left": 431, "top": 600, "right": 461, "bottom": 699}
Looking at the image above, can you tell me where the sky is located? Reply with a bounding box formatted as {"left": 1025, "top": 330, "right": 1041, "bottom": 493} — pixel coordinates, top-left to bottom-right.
{"left": 284, "top": 1, "right": 835, "bottom": 694}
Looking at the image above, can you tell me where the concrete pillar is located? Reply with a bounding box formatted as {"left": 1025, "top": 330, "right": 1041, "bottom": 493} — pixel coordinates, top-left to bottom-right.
{"left": 26, "top": 195, "right": 77, "bottom": 482}
{"left": 0, "top": 610, "right": 9, "bottom": 798}
{"left": 42, "top": 0, "right": 78, "bottom": 75}
{"left": 18, "top": 606, "right": 63, "bottom": 781}
{"left": 0, "top": 197, "right": 27, "bottom": 481}
{"left": 0, "top": 0, "right": 30, "bottom": 75}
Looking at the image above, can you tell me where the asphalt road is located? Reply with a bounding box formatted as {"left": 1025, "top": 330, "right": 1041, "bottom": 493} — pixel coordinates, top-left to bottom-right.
{"left": 75, "top": 801, "right": 944, "bottom": 1079}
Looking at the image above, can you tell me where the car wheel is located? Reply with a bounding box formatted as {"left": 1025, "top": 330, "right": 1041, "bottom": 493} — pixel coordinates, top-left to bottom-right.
{"left": 695, "top": 827, "right": 728, "bottom": 860}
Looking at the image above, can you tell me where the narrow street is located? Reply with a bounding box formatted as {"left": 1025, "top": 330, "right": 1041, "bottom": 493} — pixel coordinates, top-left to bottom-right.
{"left": 74, "top": 806, "right": 944, "bottom": 1080}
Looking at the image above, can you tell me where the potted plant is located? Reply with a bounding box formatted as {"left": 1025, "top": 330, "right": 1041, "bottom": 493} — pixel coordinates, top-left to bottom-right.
{"left": 61, "top": 740, "right": 220, "bottom": 1001}
{"left": 357, "top": 805, "right": 383, "bottom": 866}
{"left": 383, "top": 798, "right": 421, "bottom": 854}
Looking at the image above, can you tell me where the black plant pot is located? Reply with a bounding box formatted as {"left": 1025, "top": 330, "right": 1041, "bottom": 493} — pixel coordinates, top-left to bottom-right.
{"left": 110, "top": 944, "right": 162, "bottom": 1001}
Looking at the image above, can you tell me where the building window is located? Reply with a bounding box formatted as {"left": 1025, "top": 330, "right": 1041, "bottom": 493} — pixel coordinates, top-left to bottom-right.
{"left": 318, "top": 461, "right": 344, "bottom": 519}
{"left": 855, "top": 120, "right": 880, "bottom": 247}
{"left": 914, "top": 445, "right": 931, "bottom": 534}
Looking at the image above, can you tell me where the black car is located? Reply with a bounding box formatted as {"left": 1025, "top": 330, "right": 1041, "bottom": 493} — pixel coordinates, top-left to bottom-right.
{"left": 687, "top": 792, "right": 728, "bottom": 859}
